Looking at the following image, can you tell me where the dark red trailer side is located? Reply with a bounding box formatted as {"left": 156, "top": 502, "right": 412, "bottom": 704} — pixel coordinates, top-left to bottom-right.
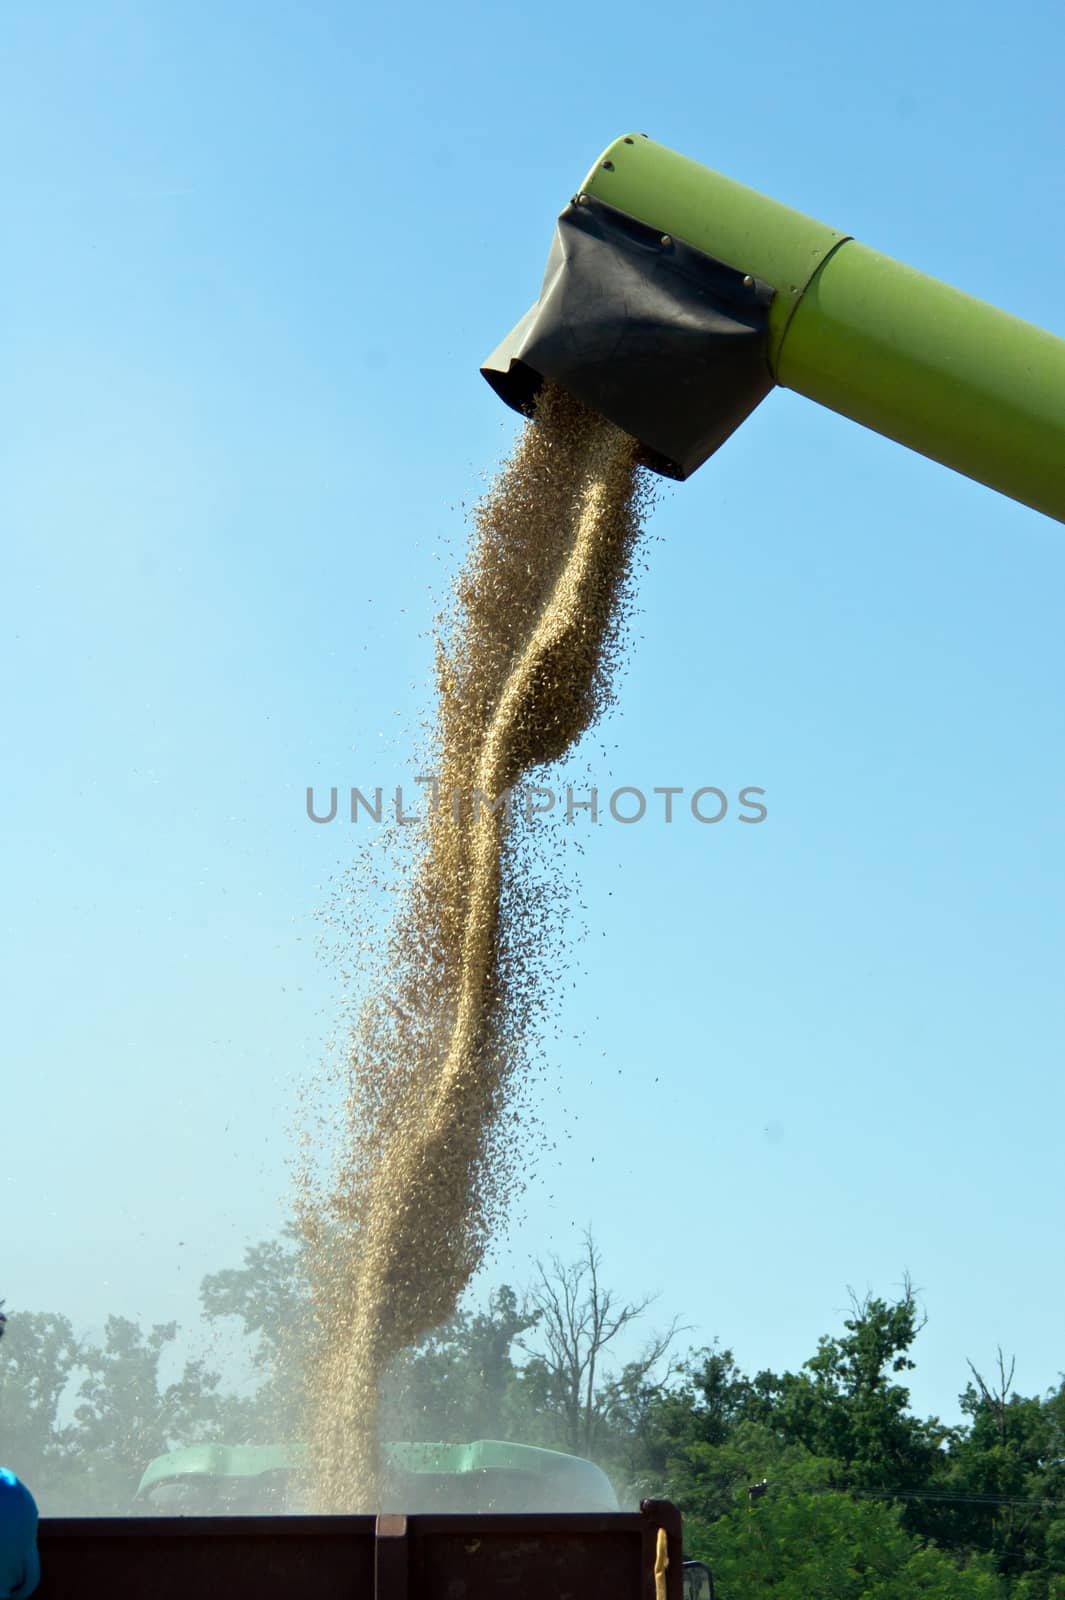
{"left": 36, "top": 1499, "right": 684, "bottom": 1600}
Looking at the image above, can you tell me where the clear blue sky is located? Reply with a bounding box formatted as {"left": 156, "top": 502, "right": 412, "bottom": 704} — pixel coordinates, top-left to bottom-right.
{"left": 4, "top": 0, "right": 1064, "bottom": 1441}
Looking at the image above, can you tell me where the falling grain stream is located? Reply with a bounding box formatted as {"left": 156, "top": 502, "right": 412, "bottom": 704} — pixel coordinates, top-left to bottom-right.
{"left": 301, "top": 386, "right": 653, "bottom": 1510}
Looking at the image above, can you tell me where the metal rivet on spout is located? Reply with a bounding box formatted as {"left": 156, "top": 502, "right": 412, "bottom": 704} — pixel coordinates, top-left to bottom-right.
{"left": 660, "top": 234, "right": 672, "bottom": 246}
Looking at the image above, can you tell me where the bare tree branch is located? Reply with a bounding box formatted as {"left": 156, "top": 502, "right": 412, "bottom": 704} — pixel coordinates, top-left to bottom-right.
{"left": 967, "top": 1346, "right": 1017, "bottom": 1446}
{"left": 516, "top": 1228, "right": 677, "bottom": 1455}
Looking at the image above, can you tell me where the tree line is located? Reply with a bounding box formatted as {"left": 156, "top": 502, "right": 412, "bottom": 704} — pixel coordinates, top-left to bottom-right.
{"left": 3, "top": 1231, "right": 1063, "bottom": 1600}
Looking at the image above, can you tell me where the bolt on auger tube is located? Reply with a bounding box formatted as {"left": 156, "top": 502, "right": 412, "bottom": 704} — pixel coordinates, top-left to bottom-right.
{"left": 482, "top": 135, "right": 1065, "bottom": 523}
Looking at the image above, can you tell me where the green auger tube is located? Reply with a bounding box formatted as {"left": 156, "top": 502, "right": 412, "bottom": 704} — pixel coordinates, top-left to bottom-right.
{"left": 483, "top": 134, "right": 1065, "bottom": 522}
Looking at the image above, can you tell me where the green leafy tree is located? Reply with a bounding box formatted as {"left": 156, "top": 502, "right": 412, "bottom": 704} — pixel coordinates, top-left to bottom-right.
{"left": 762, "top": 1282, "right": 947, "bottom": 1495}
{"left": 198, "top": 1226, "right": 312, "bottom": 1440}
{"left": 0, "top": 1310, "right": 82, "bottom": 1511}
{"left": 381, "top": 1288, "right": 540, "bottom": 1443}
{"left": 69, "top": 1315, "right": 235, "bottom": 1511}
{"left": 708, "top": 1488, "right": 1003, "bottom": 1600}
{"left": 920, "top": 1355, "right": 1065, "bottom": 1594}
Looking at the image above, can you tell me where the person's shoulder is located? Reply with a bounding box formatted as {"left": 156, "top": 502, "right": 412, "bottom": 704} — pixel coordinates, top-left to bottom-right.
{"left": 0, "top": 1469, "right": 40, "bottom": 1597}
{"left": 0, "top": 1469, "right": 38, "bottom": 1528}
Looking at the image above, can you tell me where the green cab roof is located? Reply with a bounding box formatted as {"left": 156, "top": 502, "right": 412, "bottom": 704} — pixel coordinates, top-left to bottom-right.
{"left": 135, "top": 1439, "right": 617, "bottom": 1509}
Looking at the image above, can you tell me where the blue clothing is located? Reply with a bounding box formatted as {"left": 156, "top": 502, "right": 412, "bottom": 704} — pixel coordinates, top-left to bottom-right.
{"left": 0, "top": 1471, "right": 39, "bottom": 1599}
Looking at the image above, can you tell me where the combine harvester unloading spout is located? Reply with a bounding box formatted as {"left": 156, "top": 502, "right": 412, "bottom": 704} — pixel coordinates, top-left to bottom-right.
{"left": 484, "top": 134, "right": 1065, "bottom": 523}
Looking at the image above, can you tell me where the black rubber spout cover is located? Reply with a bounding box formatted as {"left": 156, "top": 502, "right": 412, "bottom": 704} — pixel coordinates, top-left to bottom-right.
{"left": 481, "top": 194, "right": 775, "bottom": 480}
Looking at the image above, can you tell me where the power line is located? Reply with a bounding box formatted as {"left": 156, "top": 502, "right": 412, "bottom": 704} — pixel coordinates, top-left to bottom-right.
{"left": 804, "top": 1484, "right": 1065, "bottom": 1513}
